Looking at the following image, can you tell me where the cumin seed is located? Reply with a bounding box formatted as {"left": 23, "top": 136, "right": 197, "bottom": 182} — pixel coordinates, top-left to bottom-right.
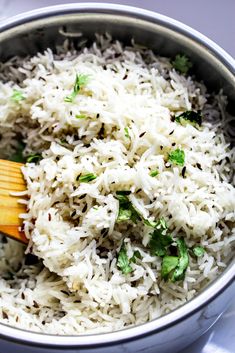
{"left": 2, "top": 311, "right": 8, "bottom": 319}
{"left": 71, "top": 210, "right": 76, "bottom": 217}
{"left": 139, "top": 131, "right": 146, "bottom": 138}
{"left": 82, "top": 204, "right": 88, "bottom": 213}
{"left": 182, "top": 166, "right": 186, "bottom": 178}
{"left": 78, "top": 194, "right": 86, "bottom": 199}
{"left": 101, "top": 228, "right": 109, "bottom": 236}
{"left": 196, "top": 163, "right": 202, "bottom": 170}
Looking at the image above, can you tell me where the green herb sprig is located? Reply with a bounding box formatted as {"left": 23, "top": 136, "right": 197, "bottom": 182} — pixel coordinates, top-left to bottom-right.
{"left": 149, "top": 170, "right": 159, "bottom": 177}
{"left": 64, "top": 74, "right": 90, "bottom": 103}
{"left": 192, "top": 246, "right": 205, "bottom": 258}
{"left": 117, "top": 245, "right": 142, "bottom": 275}
{"left": 116, "top": 191, "right": 141, "bottom": 223}
{"left": 78, "top": 173, "right": 97, "bottom": 183}
{"left": 117, "top": 244, "right": 133, "bottom": 274}
{"left": 148, "top": 218, "right": 173, "bottom": 257}
{"left": 11, "top": 89, "right": 25, "bottom": 102}
{"left": 168, "top": 148, "right": 185, "bottom": 166}
{"left": 75, "top": 114, "right": 87, "bottom": 119}
{"left": 175, "top": 111, "right": 202, "bottom": 127}
{"left": 124, "top": 127, "right": 130, "bottom": 139}
{"left": 130, "top": 250, "right": 142, "bottom": 263}
{"left": 172, "top": 54, "right": 192, "bottom": 74}
{"left": 26, "top": 154, "right": 42, "bottom": 163}
{"left": 161, "top": 238, "right": 189, "bottom": 282}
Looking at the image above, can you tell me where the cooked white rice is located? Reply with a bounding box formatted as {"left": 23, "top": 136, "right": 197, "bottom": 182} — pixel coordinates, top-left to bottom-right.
{"left": 0, "top": 34, "right": 234, "bottom": 334}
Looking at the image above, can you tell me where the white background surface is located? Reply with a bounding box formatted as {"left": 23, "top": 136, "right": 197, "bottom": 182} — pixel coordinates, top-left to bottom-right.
{"left": 0, "top": 1, "right": 234, "bottom": 352}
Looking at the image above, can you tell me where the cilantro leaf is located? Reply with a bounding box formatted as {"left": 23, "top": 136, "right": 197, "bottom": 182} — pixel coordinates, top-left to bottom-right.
{"left": 161, "top": 256, "right": 179, "bottom": 280}
{"left": 158, "top": 218, "right": 168, "bottom": 230}
{"left": 130, "top": 250, "right": 142, "bottom": 263}
{"left": 79, "top": 173, "right": 97, "bottom": 183}
{"left": 64, "top": 74, "right": 90, "bottom": 103}
{"left": 116, "top": 191, "right": 131, "bottom": 204}
{"left": 175, "top": 111, "right": 202, "bottom": 127}
{"left": 116, "top": 190, "right": 131, "bottom": 196}
{"left": 171, "top": 238, "right": 189, "bottom": 282}
{"left": 26, "top": 153, "right": 42, "bottom": 163}
{"left": 64, "top": 92, "right": 77, "bottom": 103}
{"left": 149, "top": 170, "right": 159, "bottom": 177}
{"left": 116, "top": 191, "right": 141, "bottom": 224}
{"left": 10, "top": 141, "right": 26, "bottom": 163}
{"left": 130, "top": 207, "right": 142, "bottom": 223}
{"left": 161, "top": 238, "right": 189, "bottom": 282}
{"left": 117, "top": 208, "right": 133, "bottom": 222}
{"left": 192, "top": 246, "right": 205, "bottom": 258}
{"left": 172, "top": 54, "right": 192, "bottom": 74}
{"left": 75, "top": 114, "right": 87, "bottom": 119}
{"left": 168, "top": 148, "right": 185, "bottom": 166}
{"left": 144, "top": 219, "right": 157, "bottom": 228}
{"left": 11, "top": 89, "right": 25, "bottom": 102}
{"left": 144, "top": 217, "right": 167, "bottom": 229}
{"left": 149, "top": 219, "right": 173, "bottom": 257}
{"left": 124, "top": 127, "right": 130, "bottom": 139}
{"left": 117, "top": 244, "right": 133, "bottom": 274}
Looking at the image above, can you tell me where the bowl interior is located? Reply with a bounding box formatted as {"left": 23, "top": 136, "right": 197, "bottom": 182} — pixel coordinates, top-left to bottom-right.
{"left": 0, "top": 7, "right": 235, "bottom": 110}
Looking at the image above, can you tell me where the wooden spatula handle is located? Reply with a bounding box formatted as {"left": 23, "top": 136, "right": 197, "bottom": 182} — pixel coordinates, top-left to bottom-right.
{"left": 0, "top": 159, "right": 28, "bottom": 243}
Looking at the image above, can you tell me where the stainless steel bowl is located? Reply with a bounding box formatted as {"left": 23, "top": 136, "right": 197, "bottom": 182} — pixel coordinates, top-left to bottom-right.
{"left": 0, "top": 3, "right": 234, "bottom": 353}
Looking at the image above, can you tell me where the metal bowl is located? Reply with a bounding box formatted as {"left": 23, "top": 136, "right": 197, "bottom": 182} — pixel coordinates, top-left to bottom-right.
{"left": 0, "top": 3, "right": 234, "bottom": 353}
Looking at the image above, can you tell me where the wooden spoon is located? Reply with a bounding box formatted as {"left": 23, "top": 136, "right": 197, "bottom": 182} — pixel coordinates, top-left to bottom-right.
{"left": 0, "top": 159, "right": 28, "bottom": 244}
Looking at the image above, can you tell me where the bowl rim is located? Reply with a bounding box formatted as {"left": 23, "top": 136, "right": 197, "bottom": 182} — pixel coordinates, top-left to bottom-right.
{"left": 0, "top": 2, "right": 234, "bottom": 348}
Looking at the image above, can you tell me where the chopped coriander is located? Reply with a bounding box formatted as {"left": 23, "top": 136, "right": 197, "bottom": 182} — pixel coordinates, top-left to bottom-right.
{"left": 118, "top": 208, "right": 133, "bottom": 222}
{"left": 149, "top": 219, "right": 173, "bottom": 257}
{"left": 64, "top": 74, "right": 90, "bottom": 103}
{"left": 192, "top": 246, "right": 205, "bottom": 258}
{"left": 172, "top": 54, "right": 192, "bottom": 74}
{"left": 124, "top": 127, "right": 130, "bottom": 139}
{"left": 161, "top": 256, "right": 179, "bottom": 280}
{"left": 149, "top": 170, "right": 159, "bottom": 177}
{"left": 158, "top": 218, "right": 168, "bottom": 230}
{"left": 64, "top": 94, "right": 76, "bottom": 103}
{"left": 116, "top": 190, "right": 132, "bottom": 196}
{"left": 75, "top": 114, "right": 87, "bottom": 119}
{"left": 161, "top": 238, "right": 189, "bottom": 282}
{"left": 171, "top": 238, "right": 189, "bottom": 282}
{"left": 175, "top": 111, "right": 202, "bottom": 127}
{"left": 117, "top": 244, "right": 133, "bottom": 274}
{"left": 116, "top": 191, "right": 141, "bottom": 224}
{"left": 144, "top": 217, "right": 167, "bottom": 229}
{"left": 10, "top": 141, "right": 25, "bottom": 163}
{"left": 26, "top": 153, "right": 42, "bottom": 163}
{"left": 79, "top": 173, "right": 97, "bottom": 183}
{"left": 144, "top": 219, "right": 157, "bottom": 228}
{"left": 130, "top": 250, "right": 142, "bottom": 263}
{"left": 11, "top": 89, "right": 25, "bottom": 102}
{"left": 168, "top": 148, "right": 185, "bottom": 166}
{"left": 116, "top": 190, "right": 131, "bottom": 204}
